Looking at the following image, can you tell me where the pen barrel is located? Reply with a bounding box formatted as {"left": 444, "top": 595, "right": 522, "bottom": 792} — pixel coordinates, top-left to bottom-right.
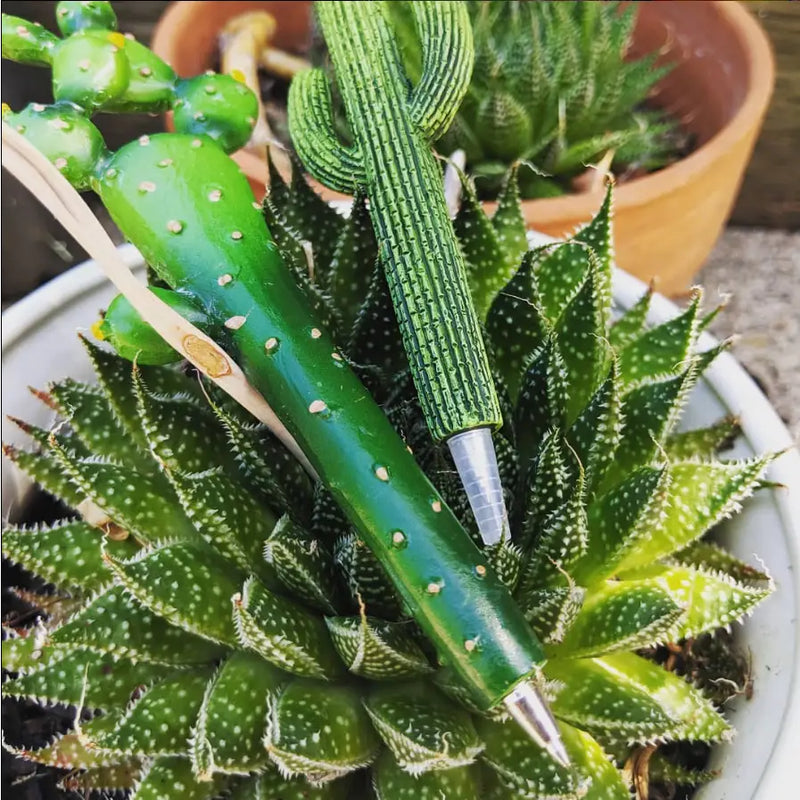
{"left": 316, "top": 1, "right": 501, "bottom": 441}
{"left": 96, "top": 133, "right": 544, "bottom": 709}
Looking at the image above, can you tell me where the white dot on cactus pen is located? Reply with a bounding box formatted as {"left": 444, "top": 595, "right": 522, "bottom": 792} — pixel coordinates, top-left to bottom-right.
{"left": 464, "top": 638, "right": 477, "bottom": 652}
{"left": 32, "top": 103, "right": 45, "bottom": 112}
{"left": 252, "top": 202, "right": 261, "bottom": 210}
{"left": 78, "top": 59, "right": 91, "bottom": 72}
{"left": 310, "top": 328, "right": 322, "bottom": 339}
{"left": 217, "top": 274, "right": 233, "bottom": 286}
{"left": 308, "top": 400, "right": 327, "bottom": 415}
{"left": 140, "top": 67, "right": 152, "bottom": 77}
{"left": 264, "top": 337, "right": 279, "bottom": 353}
{"left": 50, "top": 119, "right": 70, "bottom": 130}
{"left": 193, "top": 112, "right": 205, "bottom": 122}
{"left": 426, "top": 582, "right": 441, "bottom": 595}
{"left": 208, "top": 190, "right": 222, "bottom": 202}
{"left": 139, "top": 135, "right": 150, "bottom": 146}
{"left": 54, "top": 158, "right": 67, "bottom": 170}
{"left": 191, "top": 139, "right": 203, "bottom": 148}
{"left": 331, "top": 352, "right": 343, "bottom": 361}
{"left": 374, "top": 466, "right": 390, "bottom": 482}
{"left": 475, "top": 564, "right": 487, "bottom": 578}
{"left": 166, "top": 220, "right": 183, "bottom": 234}
{"left": 431, "top": 500, "right": 442, "bottom": 513}
{"left": 224, "top": 315, "right": 246, "bottom": 330}
{"left": 138, "top": 181, "right": 156, "bottom": 193}
{"left": 16, "top": 26, "right": 30, "bottom": 36}
{"left": 391, "top": 531, "right": 406, "bottom": 548}
{"left": 157, "top": 159, "right": 172, "bottom": 168}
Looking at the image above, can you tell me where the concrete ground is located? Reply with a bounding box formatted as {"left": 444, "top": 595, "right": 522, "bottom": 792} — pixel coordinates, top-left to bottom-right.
{"left": 698, "top": 227, "right": 800, "bottom": 441}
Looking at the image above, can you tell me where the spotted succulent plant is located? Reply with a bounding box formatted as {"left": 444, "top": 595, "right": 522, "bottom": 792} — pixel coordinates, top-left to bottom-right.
{"left": 388, "top": 0, "right": 680, "bottom": 198}
{"left": 2, "top": 160, "right": 773, "bottom": 798}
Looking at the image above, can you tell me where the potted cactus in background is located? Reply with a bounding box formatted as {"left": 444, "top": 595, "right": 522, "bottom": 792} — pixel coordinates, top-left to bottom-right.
{"left": 2, "top": 2, "right": 799, "bottom": 800}
{"left": 151, "top": 0, "right": 773, "bottom": 293}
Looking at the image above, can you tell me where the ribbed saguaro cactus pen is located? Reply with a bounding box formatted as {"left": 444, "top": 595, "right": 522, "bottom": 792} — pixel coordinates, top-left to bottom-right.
{"left": 289, "top": 2, "right": 512, "bottom": 548}
{"left": 1, "top": 0, "right": 558, "bottom": 754}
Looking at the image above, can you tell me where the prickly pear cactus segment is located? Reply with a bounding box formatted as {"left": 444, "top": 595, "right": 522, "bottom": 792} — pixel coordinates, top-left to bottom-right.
{"left": 292, "top": 1, "right": 503, "bottom": 441}
{"left": 2, "top": 30, "right": 774, "bottom": 795}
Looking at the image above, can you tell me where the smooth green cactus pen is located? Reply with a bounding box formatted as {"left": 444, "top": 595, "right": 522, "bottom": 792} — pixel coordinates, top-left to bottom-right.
{"left": 289, "top": 1, "right": 513, "bottom": 551}
{"left": 2, "top": 0, "right": 566, "bottom": 766}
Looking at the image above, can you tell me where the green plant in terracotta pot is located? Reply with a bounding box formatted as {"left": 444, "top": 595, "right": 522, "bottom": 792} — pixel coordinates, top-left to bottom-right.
{"left": 1, "top": 2, "right": 777, "bottom": 798}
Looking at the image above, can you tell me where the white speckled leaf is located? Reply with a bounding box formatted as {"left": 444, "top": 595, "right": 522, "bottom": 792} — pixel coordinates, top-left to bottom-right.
{"left": 98, "top": 668, "right": 212, "bottom": 757}
{"left": 232, "top": 576, "right": 344, "bottom": 679}
{"left": 265, "top": 679, "right": 380, "bottom": 783}
{"left": 265, "top": 515, "right": 341, "bottom": 614}
{"left": 479, "top": 717, "right": 628, "bottom": 800}
{"left": 665, "top": 415, "right": 741, "bottom": 461}
{"left": 132, "top": 756, "right": 230, "bottom": 800}
{"left": 2, "top": 519, "right": 137, "bottom": 594}
{"left": 521, "top": 583, "right": 586, "bottom": 644}
{"left": 548, "top": 652, "right": 730, "bottom": 744}
{"left": 364, "top": 682, "right": 483, "bottom": 774}
{"left": 325, "top": 615, "right": 432, "bottom": 680}
{"left": 373, "top": 748, "right": 481, "bottom": 799}
{"left": 617, "top": 456, "right": 773, "bottom": 570}
{"left": 49, "top": 585, "right": 225, "bottom": 664}
{"left": 552, "top": 580, "right": 684, "bottom": 658}
{"left": 608, "top": 287, "right": 652, "bottom": 351}
{"left": 191, "top": 651, "right": 286, "bottom": 777}
{"left": 668, "top": 540, "right": 771, "bottom": 583}
{"left": 105, "top": 541, "right": 244, "bottom": 647}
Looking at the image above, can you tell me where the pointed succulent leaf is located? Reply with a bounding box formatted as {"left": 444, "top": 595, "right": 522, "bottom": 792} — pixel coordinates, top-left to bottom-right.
{"left": 328, "top": 189, "right": 378, "bottom": 331}
{"left": 648, "top": 751, "right": 718, "bottom": 786}
{"left": 106, "top": 541, "right": 243, "bottom": 647}
{"left": 485, "top": 538, "right": 523, "bottom": 592}
{"left": 266, "top": 679, "right": 380, "bottom": 783}
{"left": 492, "top": 165, "right": 529, "bottom": 265}
{"left": 3, "top": 440, "right": 85, "bottom": 509}
{"left": 232, "top": 576, "right": 344, "bottom": 679}
{"left": 609, "top": 287, "right": 653, "bottom": 351}
{"left": 547, "top": 652, "right": 730, "bottom": 745}
{"left": 171, "top": 468, "right": 277, "bottom": 582}
{"left": 98, "top": 668, "right": 212, "bottom": 757}
{"left": 132, "top": 756, "right": 230, "bottom": 800}
{"left": 2, "top": 519, "right": 137, "bottom": 594}
{"left": 617, "top": 292, "right": 701, "bottom": 386}
{"left": 365, "top": 682, "right": 483, "bottom": 774}
{"left": 618, "top": 456, "right": 773, "bottom": 570}
{"left": 3, "top": 646, "right": 172, "bottom": 711}
{"left": 334, "top": 532, "right": 405, "bottom": 620}
{"left": 59, "top": 761, "right": 143, "bottom": 794}
{"left": 519, "top": 472, "right": 588, "bottom": 591}
{"left": 2, "top": 629, "right": 52, "bottom": 673}
{"left": 49, "top": 378, "right": 148, "bottom": 468}
{"left": 325, "top": 615, "right": 432, "bottom": 680}
{"left": 553, "top": 579, "right": 684, "bottom": 658}
{"left": 665, "top": 416, "right": 741, "bottom": 461}
{"left": 535, "top": 241, "right": 594, "bottom": 325}
{"left": 348, "top": 259, "right": 408, "bottom": 378}
{"left": 373, "top": 749, "right": 481, "bottom": 800}
{"left": 51, "top": 441, "right": 196, "bottom": 544}
{"left": 49, "top": 585, "right": 225, "bottom": 664}
{"left": 191, "top": 651, "right": 286, "bottom": 777}
{"left": 668, "top": 540, "right": 771, "bottom": 583}
{"left": 230, "top": 770, "right": 355, "bottom": 799}
{"left": 518, "top": 430, "right": 579, "bottom": 553}
{"left": 514, "top": 334, "right": 568, "bottom": 466}
{"left": 619, "top": 564, "right": 773, "bottom": 640}
{"left": 554, "top": 264, "right": 610, "bottom": 420}
{"left": 603, "top": 369, "right": 696, "bottom": 484}
{"left": 520, "top": 583, "right": 586, "bottom": 644}
{"left": 573, "top": 466, "right": 669, "bottom": 584}
{"left": 573, "top": 186, "right": 613, "bottom": 308}
{"left": 479, "top": 718, "right": 629, "bottom": 800}
{"left": 264, "top": 515, "right": 341, "bottom": 614}
{"left": 485, "top": 250, "right": 549, "bottom": 399}
{"left": 567, "top": 362, "right": 623, "bottom": 495}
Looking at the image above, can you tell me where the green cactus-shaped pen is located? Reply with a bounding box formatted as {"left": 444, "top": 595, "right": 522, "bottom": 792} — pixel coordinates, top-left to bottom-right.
{"left": 2, "top": 1, "right": 566, "bottom": 765}
{"left": 289, "top": 2, "right": 512, "bottom": 550}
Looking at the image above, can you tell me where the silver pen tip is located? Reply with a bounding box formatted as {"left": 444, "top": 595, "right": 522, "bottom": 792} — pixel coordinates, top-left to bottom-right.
{"left": 504, "top": 681, "right": 571, "bottom": 768}
{"left": 447, "top": 428, "right": 510, "bottom": 546}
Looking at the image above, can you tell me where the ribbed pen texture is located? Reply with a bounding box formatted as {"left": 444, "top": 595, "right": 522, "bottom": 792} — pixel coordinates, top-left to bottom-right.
{"left": 318, "top": 2, "right": 501, "bottom": 441}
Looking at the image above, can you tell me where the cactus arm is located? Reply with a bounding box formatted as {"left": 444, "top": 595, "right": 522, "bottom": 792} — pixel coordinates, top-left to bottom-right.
{"left": 56, "top": 1, "right": 117, "bottom": 35}
{"left": 1, "top": 15, "right": 58, "bottom": 65}
{"left": 89, "top": 132, "right": 544, "bottom": 709}
{"left": 407, "top": 1, "right": 474, "bottom": 140}
{"left": 287, "top": 68, "right": 365, "bottom": 193}
{"left": 306, "top": 1, "right": 501, "bottom": 442}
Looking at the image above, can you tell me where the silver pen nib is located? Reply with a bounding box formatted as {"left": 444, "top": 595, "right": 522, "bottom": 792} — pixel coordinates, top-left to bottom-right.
{"left": 504, "top": 681, "right": 571, "bottom": 768}
{"left": 447, "top": 427, "right": 509, "bottom": 546}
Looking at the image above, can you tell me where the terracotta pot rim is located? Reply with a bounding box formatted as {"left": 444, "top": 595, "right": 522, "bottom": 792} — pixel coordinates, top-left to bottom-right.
{"left": 152, "top": 1, "right": 774, "bottom": 214}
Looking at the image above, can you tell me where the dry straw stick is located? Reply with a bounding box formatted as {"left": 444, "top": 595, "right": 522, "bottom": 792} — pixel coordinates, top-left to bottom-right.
{"left": 1, "top": 122, "right": 316, "bottom": 477}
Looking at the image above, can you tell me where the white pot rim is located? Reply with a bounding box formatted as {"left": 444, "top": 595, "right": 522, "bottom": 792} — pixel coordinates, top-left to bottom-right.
{"left": 3, "top": 244, "right": 799, "bottom": 797}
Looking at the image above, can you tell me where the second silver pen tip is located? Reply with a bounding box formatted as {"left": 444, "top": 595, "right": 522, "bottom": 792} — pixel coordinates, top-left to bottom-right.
{"left": 504, "top": 681, "right": 571, "bottom": 769}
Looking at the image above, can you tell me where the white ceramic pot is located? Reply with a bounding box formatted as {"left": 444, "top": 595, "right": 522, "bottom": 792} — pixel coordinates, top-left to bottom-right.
{"left": 2, "top": 247, "right": 798, "bottom": 798}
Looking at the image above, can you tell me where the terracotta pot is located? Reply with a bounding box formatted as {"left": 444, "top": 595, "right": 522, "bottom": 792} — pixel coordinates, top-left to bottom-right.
{"left": 152, "top": 1, "right": 774, "bottom": 295}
